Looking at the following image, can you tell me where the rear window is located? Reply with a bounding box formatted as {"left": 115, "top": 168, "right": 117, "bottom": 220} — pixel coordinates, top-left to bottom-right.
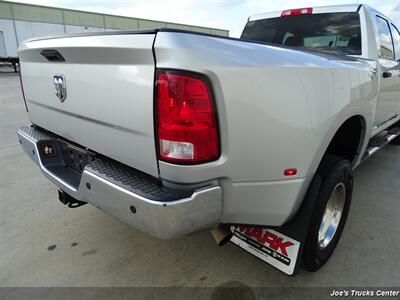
{"left": 241, "top": 12, "right": 361, "bottom": 55}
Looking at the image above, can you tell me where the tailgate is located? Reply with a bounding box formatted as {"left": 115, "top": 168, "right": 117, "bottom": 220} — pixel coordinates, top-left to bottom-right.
{"left": 18, "top": 32, "right": 159, "bottom": 177}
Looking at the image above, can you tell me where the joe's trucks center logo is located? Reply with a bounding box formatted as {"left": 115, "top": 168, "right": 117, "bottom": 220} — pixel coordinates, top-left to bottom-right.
{"left": 232, "top": 226, "right": 295, "bottom": 266}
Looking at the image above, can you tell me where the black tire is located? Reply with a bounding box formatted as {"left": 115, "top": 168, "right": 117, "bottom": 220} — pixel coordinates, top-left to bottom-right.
{"left": 302, "top": 155, "right": 353, "bottom": 272}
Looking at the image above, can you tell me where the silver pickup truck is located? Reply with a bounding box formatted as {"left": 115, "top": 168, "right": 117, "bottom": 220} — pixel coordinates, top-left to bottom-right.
{"left": 17, "top": 4, "right": 400, "bottom": 275}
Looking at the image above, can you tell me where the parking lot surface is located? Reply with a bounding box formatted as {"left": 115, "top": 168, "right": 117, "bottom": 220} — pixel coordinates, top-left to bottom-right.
{"left": 0, "top": 72, "right": 399, "bottom": 295}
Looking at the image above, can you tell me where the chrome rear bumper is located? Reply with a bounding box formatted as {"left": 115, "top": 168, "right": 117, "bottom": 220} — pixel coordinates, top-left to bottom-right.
{"left": 17, "top": 125, "right": 222, "bottom": 239}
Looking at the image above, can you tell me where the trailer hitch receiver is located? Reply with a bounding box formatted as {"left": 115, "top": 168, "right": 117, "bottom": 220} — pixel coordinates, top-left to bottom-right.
{"left": 58, "top": 189, "right": 87, "bottom": 208}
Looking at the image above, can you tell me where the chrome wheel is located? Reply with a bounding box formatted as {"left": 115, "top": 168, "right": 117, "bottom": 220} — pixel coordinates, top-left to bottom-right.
{"left": 318, "top": 183, "right": 346, "bottom": 249}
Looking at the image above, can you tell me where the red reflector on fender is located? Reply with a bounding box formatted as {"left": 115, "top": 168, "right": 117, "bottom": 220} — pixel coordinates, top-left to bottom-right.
{"left": 281, "top": 7, "right": 313, "bottom": 16}
{"left": 284, "top": 168, "right": 297, "bottom": 176}
{"left": 156, "top": 70, "right": 220, "bottom": 164}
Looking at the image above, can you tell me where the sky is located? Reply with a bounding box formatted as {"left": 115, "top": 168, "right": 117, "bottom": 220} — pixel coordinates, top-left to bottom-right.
{"left": 8, "top": 0, "right": 400, "bottom": 37}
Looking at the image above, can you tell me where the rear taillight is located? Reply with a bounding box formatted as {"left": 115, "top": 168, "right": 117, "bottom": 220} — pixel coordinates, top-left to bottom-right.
{"left": 18, "top": 66, "right": 28, "bottom": 112}
{"left": 281, "top": 7, "right": 313, "bottom": 16}
{"left": 156, "top": 70, "right": 220, "bottom": 164}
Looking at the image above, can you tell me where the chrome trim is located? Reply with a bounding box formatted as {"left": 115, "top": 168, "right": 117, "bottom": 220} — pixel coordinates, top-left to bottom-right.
{"left": 53, "top": 74, "right": 67, "bottom": 102}
{"left": 17, "top": 127, "right": 222, "bottom": 239}
{"left": 81, "top": 171, "right": 222, "bottom": 239}
{"left": 86, "top": 170, "right": 216, "bottom": 206}
{"left": 362, "top": 127, "right": 400, "bottom": 163}
{"left": 371, "top": 114, "right": 400, "bottom": 137}
{"left": 387, "top": 134, "right": 397, "bottom": 142}
{"left": 367, "top": 146, "right": 380, "bottom": 157}
{"left": 318, "top": 182, "right": 346, "bottom": 249}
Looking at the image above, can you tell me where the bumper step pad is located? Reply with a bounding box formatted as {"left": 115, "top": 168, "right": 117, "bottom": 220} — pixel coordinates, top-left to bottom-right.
{"left": 86, "top": 159, "right": 193, "bottom": 201}
{"left": 18, "top": 125, "right": 193, "bottom": 201}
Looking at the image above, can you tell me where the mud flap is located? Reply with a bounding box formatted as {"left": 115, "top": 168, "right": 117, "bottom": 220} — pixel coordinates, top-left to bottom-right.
{"left": 230, "top": 174, "right": 322, "bottom": 276}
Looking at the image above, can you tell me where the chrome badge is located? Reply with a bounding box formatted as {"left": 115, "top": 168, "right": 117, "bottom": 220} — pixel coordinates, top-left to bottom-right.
{"left": 53, "top": 74, "right": 66, "bottom": 102}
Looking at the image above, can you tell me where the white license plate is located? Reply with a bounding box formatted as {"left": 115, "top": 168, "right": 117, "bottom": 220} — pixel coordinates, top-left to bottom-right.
{"left": 230, "top": 226, "right": 300, "bottom": 275}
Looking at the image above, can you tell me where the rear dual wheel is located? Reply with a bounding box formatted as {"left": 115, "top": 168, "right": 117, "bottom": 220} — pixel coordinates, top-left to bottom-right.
{"left": 302, "top": 155, "right": 353, "bottom": 271}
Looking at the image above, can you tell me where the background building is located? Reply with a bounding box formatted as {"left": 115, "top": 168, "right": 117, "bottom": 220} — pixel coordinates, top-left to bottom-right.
{"left": 0, "top": 0, "right": 229, "bottom": 57}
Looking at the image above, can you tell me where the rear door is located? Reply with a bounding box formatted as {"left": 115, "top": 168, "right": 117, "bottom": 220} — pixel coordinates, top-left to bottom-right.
{"left": 374, "top": 16, "right": 400, "bottom": 127}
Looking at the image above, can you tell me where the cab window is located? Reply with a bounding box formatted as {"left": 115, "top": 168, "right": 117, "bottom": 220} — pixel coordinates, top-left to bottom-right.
{"left": 241, "top": 12, "right": 362, "bottom": 55}
{"left": 376, "top": 16, "right": 395, "bottom": 60}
